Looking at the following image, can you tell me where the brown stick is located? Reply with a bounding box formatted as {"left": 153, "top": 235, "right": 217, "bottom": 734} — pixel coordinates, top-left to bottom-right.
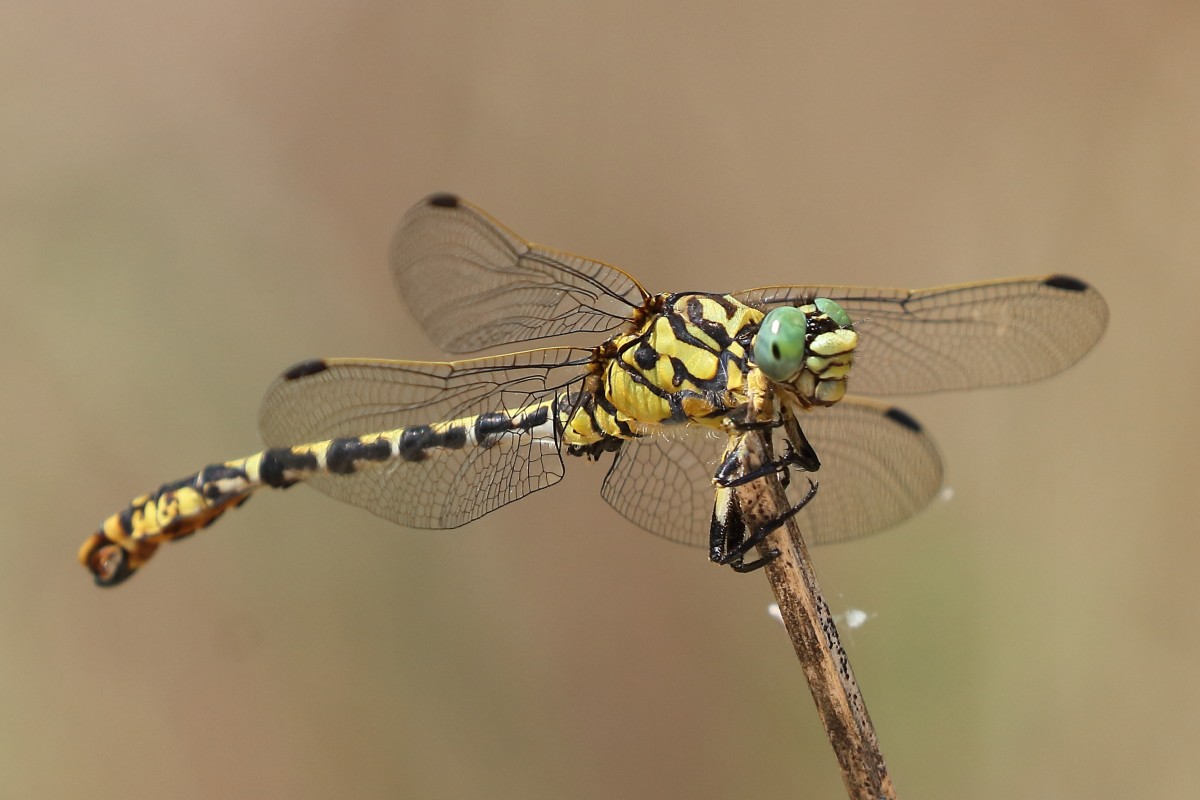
{"left": 731, "top": 429, "right": 896, "bottom": 800}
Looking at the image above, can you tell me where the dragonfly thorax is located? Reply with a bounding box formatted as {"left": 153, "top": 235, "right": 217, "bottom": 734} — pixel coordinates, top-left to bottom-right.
{"left": 560, "top": 293, "right": 761, "bottom": 449}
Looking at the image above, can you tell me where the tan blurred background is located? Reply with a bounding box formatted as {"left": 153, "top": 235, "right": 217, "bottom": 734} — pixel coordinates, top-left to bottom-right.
{"left": 3, "top": 2, "right": 1197, "bottom": 798}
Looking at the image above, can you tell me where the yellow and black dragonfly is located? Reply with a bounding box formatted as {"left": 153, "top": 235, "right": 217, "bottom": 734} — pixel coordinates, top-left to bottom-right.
{"left": 79, "top": 194, "right": 1109, "bottom": 585}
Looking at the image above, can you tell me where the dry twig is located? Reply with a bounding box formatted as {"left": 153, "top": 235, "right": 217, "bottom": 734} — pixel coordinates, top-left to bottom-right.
{"left": 730, "top": 428, "right": 895, "bottom": 800}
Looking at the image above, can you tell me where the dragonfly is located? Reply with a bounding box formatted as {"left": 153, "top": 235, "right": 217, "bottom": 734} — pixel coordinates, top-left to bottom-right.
{"left": 79, "top": 193, "right": 1109, "bottom": 586}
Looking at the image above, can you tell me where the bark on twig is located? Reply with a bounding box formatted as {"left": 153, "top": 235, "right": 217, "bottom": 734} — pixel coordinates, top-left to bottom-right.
{"left": 731, "top": 429, "right": 896, "bottom": 800}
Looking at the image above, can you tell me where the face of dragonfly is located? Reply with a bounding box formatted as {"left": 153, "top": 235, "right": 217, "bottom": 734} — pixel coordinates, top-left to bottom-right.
{"left": 752, "top": 298, "right": 858, "bottom": 406}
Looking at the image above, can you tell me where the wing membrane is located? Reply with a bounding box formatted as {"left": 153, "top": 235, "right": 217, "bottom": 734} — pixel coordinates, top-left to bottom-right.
{"left": 258, "top": 348, "right": 590, "bottom": 529}
{"left": 736, "top": 275, "right": 1108, "bottom": 394}
{"left": 390, "top": 194, "right": 649, "bottom": 353}
{"left": 599, "top": 425, "right": 728, "bottom": 547}
{"left": 600, "top": 397, "right": 944, "bottom": 546}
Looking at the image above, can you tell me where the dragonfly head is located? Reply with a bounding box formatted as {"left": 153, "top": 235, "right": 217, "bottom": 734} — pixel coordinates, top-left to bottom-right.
{"left": 752, "top": 298, "right": 858, "bottom": 406}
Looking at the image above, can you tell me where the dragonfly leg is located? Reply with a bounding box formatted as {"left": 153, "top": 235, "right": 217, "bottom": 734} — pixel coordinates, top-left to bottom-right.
{"left": 727, "top": 478, "right": 819, "bottom": 570}
{"left": 566, "top": 436, "right": 625, "bottom": 461}
{"left": 724, "top": 405, "right": 784, "bottom": 433}
{"left": 710, "top": 477, "right": 819, "bottom": 572}
{"left": 714, "top": 441, "right": 806, "bottom": 489}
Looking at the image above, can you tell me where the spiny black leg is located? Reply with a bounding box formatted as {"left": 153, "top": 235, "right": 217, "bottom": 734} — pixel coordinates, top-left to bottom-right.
{"left": 729, "top": 414, "right": 785, "bottom": 433}
{"left": 715, "top": 442, "right": 806, "bottom": 489}
{"left": 717, "top": 479, "right": 819, "bottom": 570}
{"left": 734, "top": 418, "right": 783, "bottom": 433}
{"left": 726, "top": 548, "right": 781, "bottom": 573}
{"left": 788, "top": 429, "right": 821, "bottom": 473}
{"left": 747, "top": 478, "right": 818, "bottom": 543}
{"left": 724, "top": 405, "right": 786, "bottom": 433}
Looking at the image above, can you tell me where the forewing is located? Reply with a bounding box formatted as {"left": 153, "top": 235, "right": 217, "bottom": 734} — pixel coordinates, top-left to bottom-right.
{"left": 600, "top": 397, "right": 943, "bottom": 547}
{"left": 258, "top": 348, "right": 589, "bottom": 529}
{"left": 735, "top": 275, "right": 1108, "bottom": 395}
{"left": 390, "top": 194, "right": 649, "bottom": 353}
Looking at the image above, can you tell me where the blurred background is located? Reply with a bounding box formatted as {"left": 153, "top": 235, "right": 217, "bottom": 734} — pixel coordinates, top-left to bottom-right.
{"left": 3, "top": 2, "right": 1197, "bottom": 798}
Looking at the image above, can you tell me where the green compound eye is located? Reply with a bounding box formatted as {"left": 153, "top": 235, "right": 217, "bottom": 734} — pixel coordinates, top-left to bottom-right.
{"left": 814, "top": 297, "right": 851, "bottom": 328}
{"left": 754, "top": 306, "right": 809, "bottom": 382}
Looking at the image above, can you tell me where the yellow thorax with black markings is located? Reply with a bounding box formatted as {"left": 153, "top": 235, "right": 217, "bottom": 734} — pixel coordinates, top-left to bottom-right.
{"left": 602, "top": 293, "right": 760, "bottom": 430}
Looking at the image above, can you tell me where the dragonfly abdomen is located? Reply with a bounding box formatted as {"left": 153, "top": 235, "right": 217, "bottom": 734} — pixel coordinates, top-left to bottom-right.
{"left": 80, "top": 399, "right": 561, "bottom": 586}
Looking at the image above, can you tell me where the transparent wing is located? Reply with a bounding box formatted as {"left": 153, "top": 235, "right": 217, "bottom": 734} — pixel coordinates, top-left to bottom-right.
{"left": 735, "top": 275, "right": 1108, "bottom": 394}
{"left": 599, "top": 425, "right": 729, "bottom": 547}
{"left": 390, "top": 194, "right": 650, "bottom": 353}
{"left": 786, "top": 400, "right": 944, "bottom": 544}
{"left": 258, "top": 348, "right": 590, "bottom": 529}
{"left": 600, "top": 397, "right": 943, "bottom": 547}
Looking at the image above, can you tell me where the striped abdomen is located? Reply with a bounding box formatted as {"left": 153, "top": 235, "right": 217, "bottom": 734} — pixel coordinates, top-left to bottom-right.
{"left": 79, "top": 400, "right": 559, "bottom": 586}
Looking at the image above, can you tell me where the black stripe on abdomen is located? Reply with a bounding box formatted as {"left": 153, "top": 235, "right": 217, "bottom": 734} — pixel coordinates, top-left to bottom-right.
{"left": 326, "top": 437, "right": 393, "bottom": 474}
{"left": 260, "top": 448, "right": 320, "bottom": 488}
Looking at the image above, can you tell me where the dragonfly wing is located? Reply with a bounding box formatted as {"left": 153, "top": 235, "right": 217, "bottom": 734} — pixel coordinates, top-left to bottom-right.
{"left": 302, "top": 422, "right": 565, "bottom": 530}
{"left": 735, "top": 275, "right": 1108, "bottom": 395}
{"left": 258, "top": 348, "right": 589, "bottom": 529}
{"left": 599, "top": 425, "right": 726, "bottom": 548}
{"left": 600, "top": 397, "right": 943, "bottom": 548}
{"left": 390, "top": 194, "right": 649, "bottom": 353}
{"left": 259, "top": 347, "right": 590, "bottom": 443}
{"left": 782, "top": 397, "right": 943, "bottom": 544}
